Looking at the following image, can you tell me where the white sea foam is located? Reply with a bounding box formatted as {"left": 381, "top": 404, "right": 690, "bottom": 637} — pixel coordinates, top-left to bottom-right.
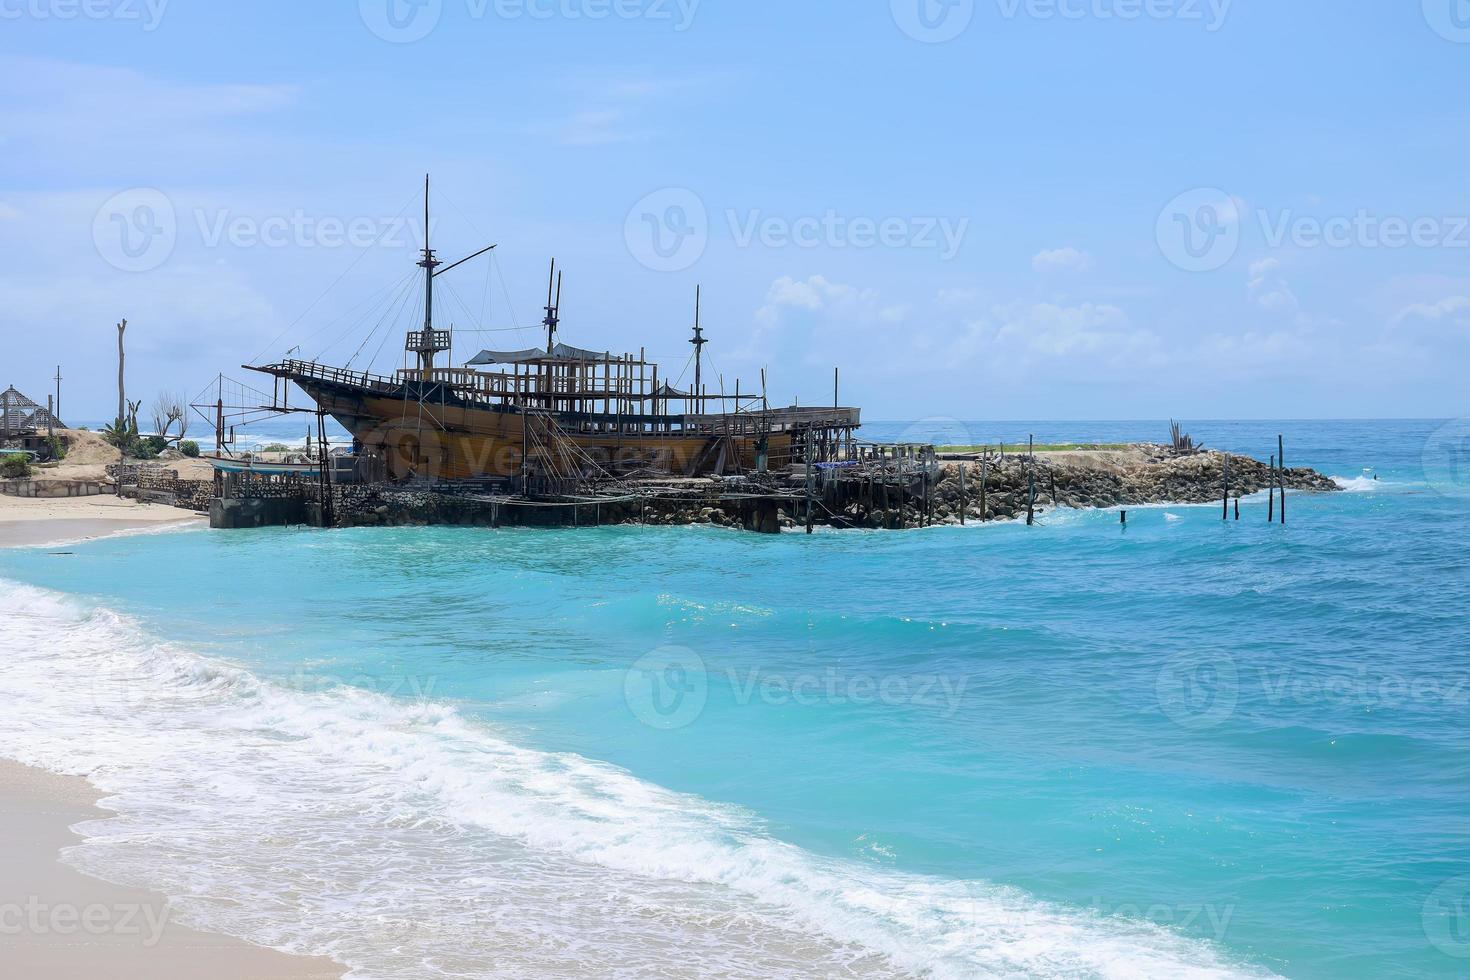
{"left": 1332, "top": 474, "right": 1388, "bottom": 493}
{"left": 0, "top": 580, "right": 1276, "bottom": 979}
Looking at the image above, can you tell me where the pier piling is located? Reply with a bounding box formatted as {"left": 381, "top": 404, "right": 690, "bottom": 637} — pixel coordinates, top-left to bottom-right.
{"left": 1279, "top": 435, "right": 1287, "bottom": 526}
{"left": 1268, "top": 454, "right": 1275, "bottom": 523}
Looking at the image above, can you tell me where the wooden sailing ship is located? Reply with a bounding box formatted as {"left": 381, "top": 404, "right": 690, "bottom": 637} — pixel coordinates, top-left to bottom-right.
{"left": 247, "top": 178, "right": 861, "bottom": 489}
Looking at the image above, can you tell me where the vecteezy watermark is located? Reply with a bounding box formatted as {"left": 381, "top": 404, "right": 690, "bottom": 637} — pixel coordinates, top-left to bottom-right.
{"left": 727, "top": 210, "right": 969, "bottom": 261}
{"left": 1155, "top": 650, "right": 1239, "bottom": 729}
{"left": 624, "top": 188, "right": 709, "bottom": 273}
{"left": 1423, "top": 418, "right": 1470, "bottom": 500}
{"left": 624, "top": 646, "right": 709, "bottom": 730}
{"left": 961, "top": 885, "right": 1236, "bottom": 945}
{"left": 192, "top": 209, "right": 432, "bottom": 251}
{"left": 892, "top": 0, "right": 1231, "bottom": 42}
{"left": 995, "top": 0, "right": 1231, "bottom": 30}
{"left": 359, "top": 0, "right": 700, "bottom": 42}
{"left": 624, "top": 187, "right": 970, "bottom": 272}
{"left": 0, "top": 0, "right": 169, "bottom": 31}
{"left": 1155, "top": 188, "right": 1241, "bottom": 273}
{"left": 1422, "top": 0, "right": 1470, "bottom": 44}
{"left": 891, "top": 0, "right": 975, "bottom": 43}
{"left": 1092, "top": 898, "right": 1235, "bottom": 941}
{"left": 92, "top": 188, "right": 177, "bottom": 273}
{"left": 623, "top": 649, "right": 970, "bottom": 730}
{"left": 726, "top": 667, "right": 969, "bottom": 716}
{"left": 1158, "top": 189, "right": 1470, "bottom": 272}
{"left": 92, "top": 188, "right": 431, "bottom": 272}
{"left": 1257, "top": 210, "right": 1470, "bottom": 251}
{"left": 1157, "top": 652, "right": 1470, "bottom": 729}
{"left": 0, "top": 898, "right": 171, "bottom": 947}
{"left": 1424, "top": 875, "right": 1470, "bottom": 959}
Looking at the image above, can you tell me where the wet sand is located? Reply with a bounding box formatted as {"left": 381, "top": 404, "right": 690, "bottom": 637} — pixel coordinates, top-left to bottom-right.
{"left": 0, "top": 759, "right": 343, "bottom": 979}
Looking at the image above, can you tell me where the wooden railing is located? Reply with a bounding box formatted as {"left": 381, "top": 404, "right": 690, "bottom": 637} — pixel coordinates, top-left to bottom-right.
{"left": 271, "top": 360, "right": 399, "bottom": 393}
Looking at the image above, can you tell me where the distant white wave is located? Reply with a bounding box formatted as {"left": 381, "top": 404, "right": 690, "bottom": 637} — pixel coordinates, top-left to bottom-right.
{"left": 1332, "top": 474, "right": 1387, "bottom": 493}
{"left": 0, "top": 581, "right": 1275, "bottom": 980}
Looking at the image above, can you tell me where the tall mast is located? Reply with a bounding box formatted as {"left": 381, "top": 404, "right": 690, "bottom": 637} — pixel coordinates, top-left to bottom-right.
{"left": 420, "top": 174, "right": 440, "bottom": 330}
{"left": 690, "top": 286, "right": 706, "bottom": 415}
{"left": 416, "top": 174, "right": 442, "bottom": 373}
{"left": 543, "top": 259, "right": 561, "bottom": 354}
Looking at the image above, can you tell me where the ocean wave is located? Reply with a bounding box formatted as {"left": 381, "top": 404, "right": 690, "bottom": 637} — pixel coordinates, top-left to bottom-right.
{"left": 0, "top": 580, "right": 1274, "bottom": 979}
{"left": 1332, "top": 474, "right": 1389, "bottom": 493}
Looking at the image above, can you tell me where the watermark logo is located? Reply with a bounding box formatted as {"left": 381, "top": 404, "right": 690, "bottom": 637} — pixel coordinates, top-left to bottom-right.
{"left": 1423, "top": 419, "right": 1470, "bottom": 500}
{"left": 360, "top": 0, "right": 699, "bottom": 40}
{"left": 624, "top": 646, "right": 708, "bottom": 729}
{"left": 0, "top": 898, "right": 171, "bottom": 947}
{"left": 0, "top": 0, "right": 169, "bottom": 30}
{"left": 625, "top": 188, "right": 708, "bottom": 273}
{"left": 1424, "top": 875, "right": 1470, "bottom": 959}
{"left": 891, "top": 0, "right": 975, "bottom": 43}
{"left": 995, "top": 0, "right": 1231, "bottom": 31}
{"left": 92, "top": 188, "right": 435, "bottom": 272}
{"left": 360, "top": 0, "right": 442, "bottom": 42}
{"left": 1156, "top": 188, "right": 1239, "bottom": 273}
{"left": 92, "top": 188, "right": 177, "bottom": 273}
{"left": 1159, "top": 188, "right": 1470, "bottom": 272}
{"left": 1423, "top": 0, "right": 1470, "bottom": 43}
{"left": 727, "top": 209, "right": 969, "bottom": 260}
{"left": 1156, "top": 650, "right": 1238, "bottom": 729}
{"left": 624, "top": 188, "right": 970, "bottom": 271}
{"left": 1259, "top": 210, "right": 1470, "bottom": 251}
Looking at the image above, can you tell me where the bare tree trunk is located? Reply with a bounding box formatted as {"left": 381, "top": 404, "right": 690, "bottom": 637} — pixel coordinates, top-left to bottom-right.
{"left": 116, "top": 319, "right": 127, "bottom": 424}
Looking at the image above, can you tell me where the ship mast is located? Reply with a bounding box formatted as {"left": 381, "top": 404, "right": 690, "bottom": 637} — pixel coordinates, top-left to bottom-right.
{"left": 543, "top": 259, "right": 561, "bottom": 355}
{"left": 690, "top": 286, "right": 707, "bottom": 415}
{"left": 405, "top": 174, "right": 495, "bottom": 378}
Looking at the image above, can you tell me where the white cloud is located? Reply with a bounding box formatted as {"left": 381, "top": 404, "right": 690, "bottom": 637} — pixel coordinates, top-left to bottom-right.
{"left": 1247, "top": 257, "right": 1299, "bottom": 313}
{"left": 1393, "top": 295, "right": 1470, "bottom": 327}
{"left": 1032, "top": 247, "right": 1093, "bottom": 274}
{"left": 756, "top": 275, "right": 905, "bottom": 323}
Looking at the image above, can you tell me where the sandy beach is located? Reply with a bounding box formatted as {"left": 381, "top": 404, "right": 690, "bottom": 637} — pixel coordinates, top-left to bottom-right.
{"left": 0, "top": 495, "right": 206, "bottom": 549}
{"left": 1, "top": 503, "right": 339, "bottom": 977}
{"left": 0, "top": 759, "right": 342, "bottom": 979}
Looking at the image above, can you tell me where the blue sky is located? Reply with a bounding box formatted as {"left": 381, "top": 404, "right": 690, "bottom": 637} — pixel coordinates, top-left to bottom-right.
{"left": 3, "top": 1, "right": 1468, "bottom": 421}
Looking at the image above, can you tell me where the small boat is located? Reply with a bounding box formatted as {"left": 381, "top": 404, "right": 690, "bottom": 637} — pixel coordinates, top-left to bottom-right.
{"left": 203, "top": 454, "right": 321, "bottom": 478}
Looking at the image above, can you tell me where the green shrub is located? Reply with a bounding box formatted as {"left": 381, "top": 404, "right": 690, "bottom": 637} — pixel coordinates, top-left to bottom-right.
{"left": 180, "top": 440, "right": 200, "bottom": 458}
{"left": 262, "top": 443, "right": 290, "bottom": 453}
{"left": 1, "top": 453, "right": 31, "bottom": 479}
{"left": 142, "top": 435, "right": 168, "bottom": 454}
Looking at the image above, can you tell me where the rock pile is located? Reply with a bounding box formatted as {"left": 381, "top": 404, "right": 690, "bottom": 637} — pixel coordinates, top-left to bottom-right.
{"left": 922, "top": 447, "right": 1339, "bottom": 525}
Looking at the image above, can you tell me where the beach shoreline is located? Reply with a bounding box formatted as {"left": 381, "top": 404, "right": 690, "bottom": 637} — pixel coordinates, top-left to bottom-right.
{"left": 0, "top": 495, "right": 205, "bottom": 549}
{"left": 0, "top": 758, "right": 343, "bottom": 979}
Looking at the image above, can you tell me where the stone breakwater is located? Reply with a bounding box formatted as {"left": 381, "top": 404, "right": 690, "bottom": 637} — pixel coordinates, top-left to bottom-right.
{"left": 922, "top": 448, "right": 1340, "bottom": 525}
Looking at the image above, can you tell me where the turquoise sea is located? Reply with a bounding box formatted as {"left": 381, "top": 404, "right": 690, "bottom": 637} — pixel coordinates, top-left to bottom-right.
{"left": 2, "top": 419, "right": 1468, "bottom": 978}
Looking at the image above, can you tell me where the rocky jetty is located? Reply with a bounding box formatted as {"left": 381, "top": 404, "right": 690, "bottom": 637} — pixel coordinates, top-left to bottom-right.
{"left": 920, "top": 446, "right": 1339, "bottom": 525}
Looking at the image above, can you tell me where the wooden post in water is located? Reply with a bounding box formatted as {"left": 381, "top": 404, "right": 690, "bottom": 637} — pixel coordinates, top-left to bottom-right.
{"left": 1027, "top": 435, "right": 1036, "bottom": 525}
{"left": 979, "top": 450, "right": 988, "bottom": 522}
{"left": 1222, "top": 453, "right": 1230, "bottom": 520}
{"left": 958, "top": 462, "right": 966, "bottom": 525}
{"left": 1026, "top": 464, "right": 1036, "bottom": 526}
{"left": 804, "top": 447, "right": 815, "bottom": 535}
{"left": 1120, "top": 510, "right": 1127, "bottom": 526}
{"left": 1278, "top": 435, "right": 1287, "bottom": 526}
{"left": 1268, "top": 454, "right": 1276, "bottom": 523}
{"left": 1234, "top": 495, "right": 1240, "bottom": 521}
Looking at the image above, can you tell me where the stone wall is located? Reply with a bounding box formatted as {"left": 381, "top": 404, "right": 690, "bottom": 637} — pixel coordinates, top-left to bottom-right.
{"left": 0, "top": 479, "right": 111, "bottom": 498}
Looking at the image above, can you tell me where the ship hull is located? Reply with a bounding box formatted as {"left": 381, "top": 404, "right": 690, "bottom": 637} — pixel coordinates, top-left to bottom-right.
{"left": 298, "top": 379, "right": 793, "bottom": 482}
